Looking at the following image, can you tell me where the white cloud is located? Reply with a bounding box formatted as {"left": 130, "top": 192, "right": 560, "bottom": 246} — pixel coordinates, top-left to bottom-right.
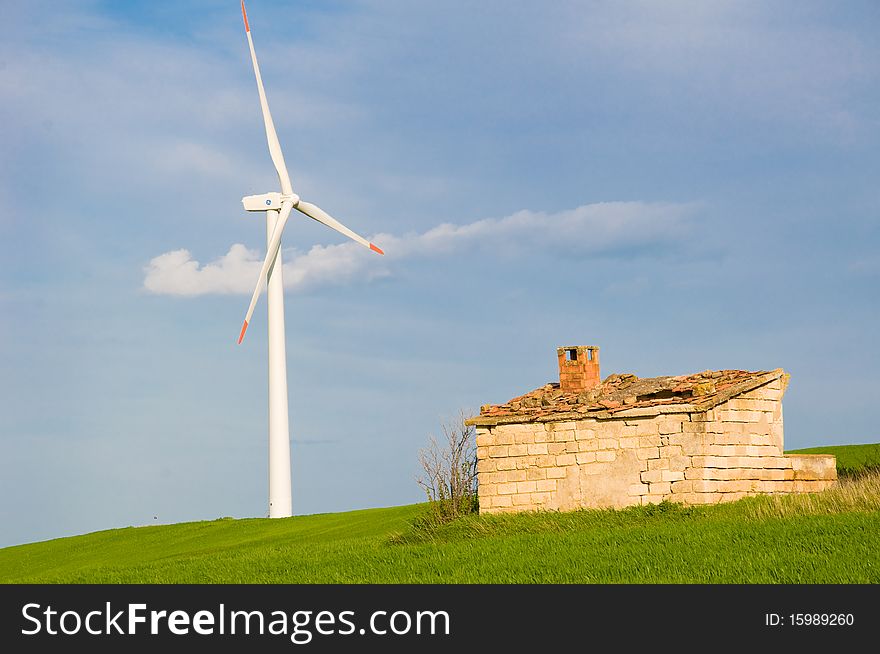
{"left": 143, "top": 201, "right": 696, "bottom": 296}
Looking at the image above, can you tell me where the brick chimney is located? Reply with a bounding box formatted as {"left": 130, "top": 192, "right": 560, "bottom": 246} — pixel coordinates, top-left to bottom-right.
{"left": 557, "top": 346, "right": 600, "bottom": 392}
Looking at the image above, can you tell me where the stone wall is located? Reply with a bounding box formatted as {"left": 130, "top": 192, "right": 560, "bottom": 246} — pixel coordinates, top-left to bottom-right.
{"left": 476, "top": 377, "right": 836, "bottom": 514}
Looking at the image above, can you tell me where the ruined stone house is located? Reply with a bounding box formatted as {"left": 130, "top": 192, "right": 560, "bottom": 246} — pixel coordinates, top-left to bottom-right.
{"left": 466, "top": 346, "right": 837, "bottom": 514}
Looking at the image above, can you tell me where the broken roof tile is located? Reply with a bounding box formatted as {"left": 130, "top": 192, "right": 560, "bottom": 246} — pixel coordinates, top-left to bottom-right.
{"left": 468, "top": 368, "right": 786, "bottom": 426}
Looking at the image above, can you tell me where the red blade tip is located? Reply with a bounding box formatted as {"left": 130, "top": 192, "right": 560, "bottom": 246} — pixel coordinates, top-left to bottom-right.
{"left": 238, "top": 320, "right": 249, "bottom": 344}
{"left": 241, "top": 1, "right": 250, "bottom": 32}
{"left": 370, "top": 243, "right": 384, "bottom": 255}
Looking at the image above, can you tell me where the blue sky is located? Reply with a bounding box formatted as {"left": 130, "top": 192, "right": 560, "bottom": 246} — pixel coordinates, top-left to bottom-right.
{"left": 1, "top": 0, "right": 878, "bottom": 547}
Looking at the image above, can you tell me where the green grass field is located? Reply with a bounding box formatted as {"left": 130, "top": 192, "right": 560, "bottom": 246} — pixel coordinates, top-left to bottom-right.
{"left": 1, "top": 443, "right": 878, "bottom": 584}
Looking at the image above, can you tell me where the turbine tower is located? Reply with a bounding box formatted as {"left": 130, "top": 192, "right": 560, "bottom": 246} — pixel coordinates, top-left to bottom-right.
{"left": 238, "top": 1, "right": 384, "bottom": 518}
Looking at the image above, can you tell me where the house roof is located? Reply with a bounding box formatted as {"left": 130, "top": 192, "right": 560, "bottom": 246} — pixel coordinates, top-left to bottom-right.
{"left": 466, "top": 368, "right": 787, "bottom": 427}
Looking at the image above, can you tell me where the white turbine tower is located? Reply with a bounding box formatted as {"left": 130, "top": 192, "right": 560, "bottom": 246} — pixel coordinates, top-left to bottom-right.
{"left": 237, "top": 1, "right": 384, "bottom": 518}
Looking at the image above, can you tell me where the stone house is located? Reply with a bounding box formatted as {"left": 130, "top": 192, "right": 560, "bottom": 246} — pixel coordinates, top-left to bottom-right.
{"left": 466, "top": 345, "right": 837, "bottom": 514}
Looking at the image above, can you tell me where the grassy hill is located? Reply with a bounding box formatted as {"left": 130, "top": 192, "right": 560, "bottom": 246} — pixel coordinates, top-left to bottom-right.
{"left": 1, "top": 443, "right": 878, "bottom": 584}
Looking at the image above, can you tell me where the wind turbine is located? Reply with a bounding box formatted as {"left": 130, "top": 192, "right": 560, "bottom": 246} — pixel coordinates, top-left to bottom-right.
{"left": 237, "top": 1, "right": 384, "bottom": 518}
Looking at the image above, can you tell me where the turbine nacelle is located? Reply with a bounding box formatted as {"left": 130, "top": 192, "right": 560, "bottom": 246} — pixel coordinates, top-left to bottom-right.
{"left": 242, "top": 192, "right": 299, "bottom": 212}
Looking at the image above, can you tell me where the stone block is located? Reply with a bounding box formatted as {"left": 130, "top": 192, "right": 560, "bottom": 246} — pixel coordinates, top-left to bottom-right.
{"left": 669, "top": 455, "right": 691, "bottom": 472}
{"left": 512, "top": 493, "right": 532, "bottom": 506}
{"left": 476, "top": 429, "right": 493, "bottom": 447}
{"left": 599, "top": 421, "right": 625, "bottom": 438}
{"left": 659, "top": 445, "right": 684, "bottom": 458}
{"left": 759, "top": 456, "right": 793, "bottom": 469}
{"left": 648, "top": 458, "right": 671, "bottom": 471}
{"left": 789, "top": 454, "right": 837, "bottom": 481}
{"left": 743, "top": 445, "right": 782, "bottom": 457}
{"left": 681, "top": 421, "right": 707, "bottom": 434}
{"left": 628, "top": 483, "right": 648, "bottom": 497}
{"left": 771, "top": 480, "right": 797, "bottom": 493}
{"left": 718, "top": 409, "right": 764, "bottom": 423}
{"left": 684, "top": 468, "right": 707, "bottom": 480}
{"left": 517, "top": 481, "right": 537, "bottom": 494}
{"left": 658, "top": 417, "right": 685, "bottom": 434}
{"left": 668, "top": 433, "right": 704, "bottom": 455}
{"left": 636, "top": 447, "right": 660, "bottom": 460}
{"left": 507, "top": 470, "right": 527, "bottom": 482}
{"left": 670, "top": 480, "right": 693, "bottom": 493}
{"left": 793, "top": 480, "right": 834, "bottom": 493}
{"left": 649, "top": 481, "right": 672, "bottom": 495}
{"left": 548, "top": 442, "right": 566, "bottom": 455}
{"left": 615, "top": 406, "right": 661, "bottom": 418}
{"left": 575, "top": 419, "right": 598, "bottom": 430}
{"left": 515, "top": 456, "right": 537, "bottom": 470}
{"left": 575, "top": 429, "right": 597, "bottom": 441}
{"left": 565, "top": 441, "right": 580, "bottom": 454}
{"left": 493, "top": 429, "right": 515, "bottom": 445}
{"left": 716, "top": 479, "right": 760, "bottom": 493}
{"left": 527, "top": 443, "right": 548, "bottom": 456}
{"left": 620, "top": 424, "right": 643, "bottom": 438}
{"left": 582, "top": 462, "right": 611, "bottom": 476}
{"left": 639, "top": 434, "right": 662, "bottom": 447}
{"left": 554, "top": 430, "right": 576, "bottom": 442}
{"left": 743, "top": 387, "right": 782, "bottom": 402}
{"left": 492, "top": 495, "right": 513, "bottom": 508}
{"left": 478, "top": 471, "right": 498, "bottom": 485}
{"left": 681, "top": 492, "right": 722, "bottom": 505}
{"left": 596, "top": 450, "right": 616, "bottom": 462}
{"left": 598, "top": 438, "right": 618, "bottom": 450}
{"left": 479, "top": 482, "right": 497, "bottom": 497}
{"left": 690, "top": 455, "right": 722, "bottom": 468}
{"left": 496, "top": 482, "right": 517, "bottom": 496}
{"left": 546, "top": 467, "right": 567, "bottom": 479}
{"left": 661, "top": 470, "right": 685, "bottom": 482}
{"left": 477, "top": 446, "right": 489, "bottom": 460}
{"left": 536, "top": 479, "right": 557, "bottom": 492}
{"left": 704, "top": 444, "right": 738, "bottom": 457}
{"left": 618, "top": 436, "right": 641, "bottom": 449}
{"left": 757, "top": 468, "right": 793, "bottom": 481}
{"left": 534, "top": 455, "right": 556, "bottom": 468}
{"left": 530, "top": 492, "right": 552, "bottom": 505}
{"left": 556, "top": 453, "right": 576, "bottom": 467}
{"left": 641, "top": 469, "right": 663, "bottom": 484}
{"left": 690, "top": 479, "right": 721, "bottom": 493}
{"left": 488, "top": 445, "right": 508, "bottom": 458}
{"left": 552, "top": 421, "right": 578, "bottom": 432}
{"left": 477, "top": 459, "right": 496, "bottom": 473}
{"left": 496, "top": 458, "right": 516, "bottom": 471}
{"left": 507, "top": 444, "right": 528, "bottom": 457}
{"left": 578, "top": 439, "right": 599, "bottom": 452}
{"left": 710, "top": 433, "right": 754, "bottom": 446}
{"left": 576, "top": 451, "right": 597, "bottom": 464}
{"left": 527, "top": 467, "right": 547, "bottom": 481}
{"left": 725, "top": 398, "right": 777, "bottom": 412}
{"left": 703, "top": 421, "right": 726, "bottom": 434}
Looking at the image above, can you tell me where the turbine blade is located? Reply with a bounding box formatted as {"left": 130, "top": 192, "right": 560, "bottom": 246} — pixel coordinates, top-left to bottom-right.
{"left": 241, "top": 1, "right": 292, "bottom": 195}
{"left": 295, "top": 200, "right": 384, "bottom": 255}
{"left": 238, "top": 199, "right": 295, "bottom": 344}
